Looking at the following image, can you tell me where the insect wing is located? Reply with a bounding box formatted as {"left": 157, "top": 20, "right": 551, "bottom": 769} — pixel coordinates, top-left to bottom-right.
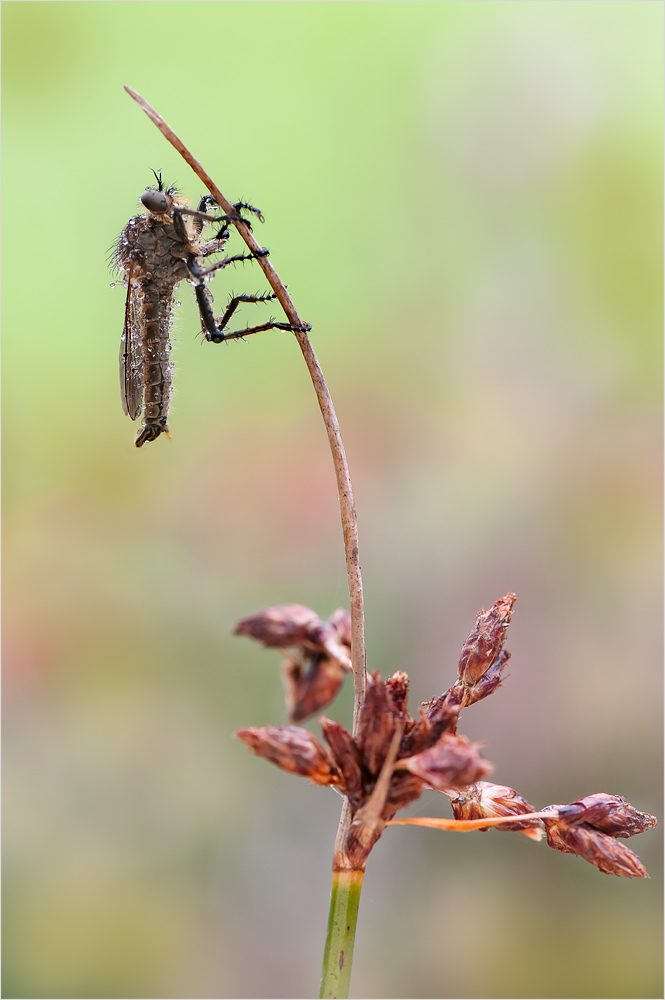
{"left": 120, "top": 264, "right": 143, "bottom": 420}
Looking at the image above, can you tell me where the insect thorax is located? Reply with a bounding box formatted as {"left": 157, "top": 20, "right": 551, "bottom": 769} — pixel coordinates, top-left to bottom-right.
{"left": 117, "top": 212, "right": 196, "bottom": 284}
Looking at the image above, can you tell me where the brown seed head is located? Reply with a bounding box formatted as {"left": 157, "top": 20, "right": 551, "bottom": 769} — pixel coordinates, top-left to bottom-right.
{"left": 282, "top": 653, "right": 346, "bottom": 724}
{"left": 236, "top": 725, "right": 339, "bottom": 786}
{"left": 238, "top": 670, "right": 500, "bottom": 867}
{"left": 356, "top": 672, "right": 410, "bottom": 777}
{"left": 235, "top": 604, "right": 353, "bottom": 721}
{"left": 459, "top": 649, "right": 511, "bottom": 707}
{"left": 458, "top": 593, "right": 516, "bottom": 687}
{"left": 404, "top": 689, "right": 462, "bottom": 750}
{"left": 549, "top": 793, "right": 658, "bottom": 838}
{"left": 541, "top": 793, "right": 657, "bottom": 877}
{"left": 542, "top": 817, "right": 650, "bottom": 877}
{"left": 319, "top": 717, "right": 364, "bottom": 804}
{"left": 396, "top": 734, "right": 492, "bottom": 792}
{"left": 234, "top": 604, "right": 324, "bottom": 649}
{"left": 234, "top": 604, "right": 351, "bottom": 667}
{"left": 449, "top": 780, "right": 541, "bottom": 834}
{"left": 324, "top": 673, "right": 432, "bottom": 827}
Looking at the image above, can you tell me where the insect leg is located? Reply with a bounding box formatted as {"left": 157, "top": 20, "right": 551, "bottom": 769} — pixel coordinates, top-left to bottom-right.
{"left": 231, "top": 201, "right": 265, "bottom": 223}
{"left": 181, "top": 199, "right": 263, "bottom": 236}
{"left": 194, "top": 199, "right": 264, "bottom": 223}
{"left": 181, "top": 207, "right": 248, "bottom": 227}
{"left": 208, "top": 285, "right": 309, "bottom": 344}
{"left": 208, "top": 319, "right": 308, "bottom": 345}
{"left": 186, "top": 223, "right": 308, "bottom": 343}
{"left": 192, "top": 249, "right": 270, "bottom": 279}
{"left": 193, "top": 273, "right": 308, "bottom": 343}
{"left": 193, "top": 280, "right": 219, "bottom": 340}
{"left": 212, "top": 292, "right": 278, "bottom": 337}
{"left": 188, "top": 196, "right": 216, "bottom": 240}
{"left": 172, "top": 207, "right": 190, "bottom": 244}
{"left": 187, "top": 251, "right": 270, "bottom": 339}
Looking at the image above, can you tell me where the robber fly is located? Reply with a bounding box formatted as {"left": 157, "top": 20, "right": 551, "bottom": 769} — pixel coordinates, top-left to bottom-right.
{"left": 114, "top": 171, "right": 295, "bottom": 447}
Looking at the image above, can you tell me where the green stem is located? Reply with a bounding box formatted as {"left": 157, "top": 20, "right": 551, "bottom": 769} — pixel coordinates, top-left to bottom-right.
{"left": 319, "top": 869, "right": 364, "bottom": 999}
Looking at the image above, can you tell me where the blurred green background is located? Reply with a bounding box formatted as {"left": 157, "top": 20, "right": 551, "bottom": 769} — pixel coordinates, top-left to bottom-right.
{"left": 3, "top": 2, "right": 662, "bottom": 998}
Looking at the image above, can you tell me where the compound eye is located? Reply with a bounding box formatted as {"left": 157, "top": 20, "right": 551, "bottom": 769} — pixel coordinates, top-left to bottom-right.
{"left": 141, "top": 189, "right": 169, "bottom": 213}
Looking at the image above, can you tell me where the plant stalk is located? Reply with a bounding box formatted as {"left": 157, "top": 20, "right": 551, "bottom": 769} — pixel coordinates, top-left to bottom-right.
{"left": 319, "top": 868, "right": 364, "bottom": 999}
{"left": 125, "top": 87, "right": 369, "bottom": 997}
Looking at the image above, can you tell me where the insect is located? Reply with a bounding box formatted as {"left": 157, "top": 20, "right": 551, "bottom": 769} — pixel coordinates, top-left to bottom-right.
{"left": 114, "top": 172, "right": 296, "bottom": 447}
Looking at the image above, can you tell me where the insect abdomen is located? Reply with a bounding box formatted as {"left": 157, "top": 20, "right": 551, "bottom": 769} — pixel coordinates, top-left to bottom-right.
{"left": 134, "top": 279, "right": 175, "bottom": 448}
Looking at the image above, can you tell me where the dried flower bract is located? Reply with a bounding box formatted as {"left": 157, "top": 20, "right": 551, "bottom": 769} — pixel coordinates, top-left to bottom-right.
{"left": 238, "top": 669, "right": 492, "bottom": 868}
{"left": 236, "top": 725, "right": 339, "bottom": 786}
{"left": 448, "top": 781, "right": 542, "bottom": 838}
{"left": 541, "top": 793, "right": 656, "bottom": 878}
{"left": 236, "top": 595, "right": 656, "bottom": 877}
{"left": 235, "top": 604, "right": 352, "bottom": 722}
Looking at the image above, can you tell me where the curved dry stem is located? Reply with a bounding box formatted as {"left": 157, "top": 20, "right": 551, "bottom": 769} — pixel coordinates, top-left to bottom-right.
{"left": 124, "top": 87, "right": 366, "bottom": 726}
